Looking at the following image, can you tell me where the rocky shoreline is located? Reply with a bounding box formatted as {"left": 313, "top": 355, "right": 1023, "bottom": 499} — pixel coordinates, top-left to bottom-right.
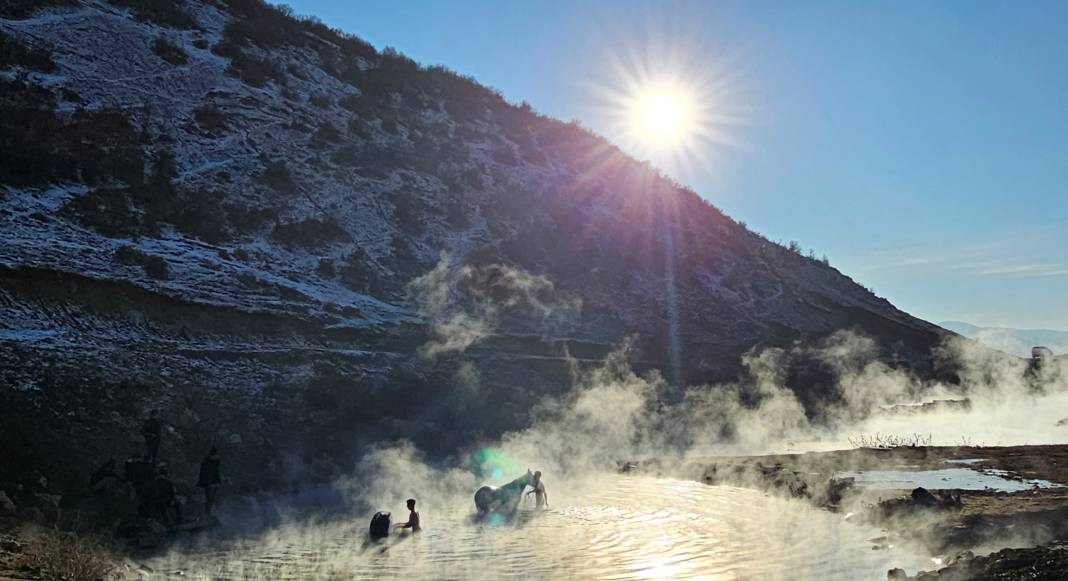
{"left": 641, "top": 444, "right": 1068, "bottom": 580}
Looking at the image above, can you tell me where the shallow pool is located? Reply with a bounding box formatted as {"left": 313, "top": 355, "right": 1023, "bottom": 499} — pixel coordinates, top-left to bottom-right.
{"left": 149, "top": 477, "right": 933, "bottom": 580}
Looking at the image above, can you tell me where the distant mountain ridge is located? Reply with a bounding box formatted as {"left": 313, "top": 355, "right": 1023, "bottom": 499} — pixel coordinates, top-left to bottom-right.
{"left": 1, "top": 0, "right": 949, "bottom": 490}
{"left": 940, "top": 321, "right": 1068, "bottom": 358}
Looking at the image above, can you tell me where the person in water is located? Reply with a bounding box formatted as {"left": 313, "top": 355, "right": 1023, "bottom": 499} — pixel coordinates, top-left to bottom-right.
{"left": 526, "top": 470, "right": 548, "bottom": 509}
{"left": 393, "top": 498, "right": 420, "bottom": 532}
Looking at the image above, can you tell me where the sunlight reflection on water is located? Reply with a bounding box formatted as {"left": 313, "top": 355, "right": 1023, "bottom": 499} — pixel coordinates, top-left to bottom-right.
{"left": 155, "top": 477, "right": 932, "bottom": 580}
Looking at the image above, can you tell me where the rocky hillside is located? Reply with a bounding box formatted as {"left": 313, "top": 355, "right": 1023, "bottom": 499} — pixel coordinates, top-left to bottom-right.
{"left": 1, "top": 0, "right": 949, "bottom": 492}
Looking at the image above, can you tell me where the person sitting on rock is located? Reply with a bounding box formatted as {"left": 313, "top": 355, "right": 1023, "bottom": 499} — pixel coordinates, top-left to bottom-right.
{"left": 526, "top": 470, "right": 549, "bottom": 510}
{"left": 393, "top": 498, "right": 420, "bottom": 532}
{"left": 196, "top": 446, "right": 222, "bottom": 517}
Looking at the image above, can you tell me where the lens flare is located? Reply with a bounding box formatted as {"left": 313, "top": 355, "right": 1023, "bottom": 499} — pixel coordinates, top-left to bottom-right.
{"left": 582, "top": 17, "right": 749, "bottom": 181}
{"left": 636, "top": 92, "right": 689, "bottom": 138}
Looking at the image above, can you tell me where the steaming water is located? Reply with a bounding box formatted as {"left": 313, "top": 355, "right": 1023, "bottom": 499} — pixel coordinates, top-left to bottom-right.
{"left": 155, "top": 477, "right": 931, "bottom": 580}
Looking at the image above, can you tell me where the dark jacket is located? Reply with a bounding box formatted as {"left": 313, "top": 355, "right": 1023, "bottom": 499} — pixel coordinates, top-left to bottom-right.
{"left": 197, "top": 456, "right": 221, "bottom": 488}
{"left": 142, "top": 418, "right": 162, "bottom": 439}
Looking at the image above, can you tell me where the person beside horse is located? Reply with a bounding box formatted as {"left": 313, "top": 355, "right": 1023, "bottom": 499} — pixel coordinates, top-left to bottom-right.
{"left": 474, "top": 469, "right": 541, "bottom": 516}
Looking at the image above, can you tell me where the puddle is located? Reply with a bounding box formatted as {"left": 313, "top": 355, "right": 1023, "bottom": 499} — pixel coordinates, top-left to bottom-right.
{"left": 836, "top": 468, "right": 1063, "bottom": 492}
{"left": 944, "top": 458, "right": 986, "bottom": 465}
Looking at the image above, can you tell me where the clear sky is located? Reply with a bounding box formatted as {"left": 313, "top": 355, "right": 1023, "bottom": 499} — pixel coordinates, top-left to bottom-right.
{"left": 285, "top": 0, "right": 1068, "bottom": 330}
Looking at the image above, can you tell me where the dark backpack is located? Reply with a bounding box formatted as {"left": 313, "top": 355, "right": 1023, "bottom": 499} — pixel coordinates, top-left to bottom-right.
{"left": 369, "top": 511, "right": 391, "bottom": 539}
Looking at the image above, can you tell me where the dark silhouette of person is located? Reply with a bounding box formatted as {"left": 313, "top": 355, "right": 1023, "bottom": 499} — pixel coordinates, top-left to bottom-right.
{"left": 148, "top": 466, "right": 181, "bottom": 525}
{"left": 125, "top": 452, "right": 156, "bottom": 496}
{"left": 90, "top": 459, "right": 118, "bottom": 487}
{"left": 196, "top": 446, "right": 221, "bottom": 517}
{"left": 141, "top": 410, "right": 162, "bottom": 465}
{"left": 90, "top": 459, "right": 122, "bottom": 495}
{"left": 393, "top": 498, "right": 420, "bottom": 532}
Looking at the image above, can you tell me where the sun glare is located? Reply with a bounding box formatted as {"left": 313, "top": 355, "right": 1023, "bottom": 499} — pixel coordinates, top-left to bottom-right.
{"left": 636, "top": 91, "right": 690, "bottom": 139}
{"left": 583, "top": 23, "right": 746, "bottom": 178}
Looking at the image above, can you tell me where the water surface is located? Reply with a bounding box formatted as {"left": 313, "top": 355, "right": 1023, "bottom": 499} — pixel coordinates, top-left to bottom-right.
{"left": 155, "top": 477, "right": 931, "bottom": 580}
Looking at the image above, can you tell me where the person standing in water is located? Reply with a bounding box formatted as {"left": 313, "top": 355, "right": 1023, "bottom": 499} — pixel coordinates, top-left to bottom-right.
{"left": 394, "top": 498, "right": 421, "bottom": 532}
{"left": 527, "top": 470, "right": 548, "bottom": 510}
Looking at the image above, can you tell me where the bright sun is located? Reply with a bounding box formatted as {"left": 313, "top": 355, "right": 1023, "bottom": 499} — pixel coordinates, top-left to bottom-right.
{"left": 636, "top": 92, "right": 688, "bottom": 138}
{"left": 586, "top": 28, "right": 743, "bottom": 173}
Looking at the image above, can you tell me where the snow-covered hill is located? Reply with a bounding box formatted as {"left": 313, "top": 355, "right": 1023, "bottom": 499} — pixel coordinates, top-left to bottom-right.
{"left": 1, "top": 0, "right": 949, "bottom": 490}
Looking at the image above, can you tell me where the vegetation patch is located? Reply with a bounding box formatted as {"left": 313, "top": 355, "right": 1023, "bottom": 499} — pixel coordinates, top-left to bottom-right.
{"left": 0, "top": 0, "right": 78, "bottom": 19}
{"left": 107, "top": 0, "right": 196, "bottom": 29}
{"left": 312, "top": 121, "right": 340, "bottom": 146}
{"left": 0, "top": 30, "right": 57, "bottom": 72}
{"left": 270, "top": 218, "right": 351, "bottom": 249}
{"left": 192, "top": 104, "right": 228, "bottom": 134}
{"left": 17, "top": 527, "right": 116, "bottom": 581}
{"left": 0, "top": 78, "right": 145, "bottom": 188}
{"left": 112, "top": 245, "right": 170, "bottom": 279}
{"left": 151, "top": 36, "right": 188, "bottom": 65}
{"left": 262, "top": 160, "right": 295, "bottom": 192}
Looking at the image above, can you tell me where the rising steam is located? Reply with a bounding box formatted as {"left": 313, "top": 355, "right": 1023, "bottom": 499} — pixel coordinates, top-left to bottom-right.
{"left": 409, "top": 253, "right": 581, "bottom": 359}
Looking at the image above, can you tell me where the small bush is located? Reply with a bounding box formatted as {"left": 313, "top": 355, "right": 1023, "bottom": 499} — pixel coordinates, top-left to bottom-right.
{"left": 0, "top": 30, "right": 57, "bottom": 72}
{"left": 213, "top": 37, "right": 285, "bottom": 87}
{"left": 271, "top": 218, "right": 351, "bottom": 248}
{"left": 60, "top": 88, "right": 82, "bottom": 103}
{"left": 67, "top": 189, "right": 141, "bottom": 237}
{"left": 0, "top": 0, "right": 78, "bottom": 19}
{"left": 152, "top": 36, "right": 188, "bottom": 65}
{"left": 108, "top": 0, "right": 196, "bottom": 28}
{"left": 192, "top": 104, "right": 227, "bottom": 133}
{"left": 317, "top": 258, "right": 335, "bottom": 277}
{"left": 338, "top": 93, "right": 362, "bottom": 114}
{"left": 263, "top": 160, "right": 294, "bottom": 192}
{"left": 347, "top": 118, "right": 371, "bottom": 138}
{"left": 848, "top": 433, "right": 933, "bottom": 449}
{"left": 112, "top": 245, "right": 169, "bottom": 279}
{"left": 20, "top": 527, "right": 115, "bottom": 581}
{"left": 312, "top": 121, "right": 340, "bottom": 146}
{"left": 142, "top": 255, "right": 170, "bottom": 279}
{"left": 492, "top": 145, "right": 518, "bottom": 166}
{"left": 114, "top": 244, "right": 147, "bottom": 266}
{"left": 192, "top": 38, "right": 210, "bottom": 50}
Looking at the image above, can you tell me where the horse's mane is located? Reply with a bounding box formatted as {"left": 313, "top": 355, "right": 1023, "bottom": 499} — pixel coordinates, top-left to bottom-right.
{"left": 498, "top": 471, "right": 532, "bottom": 495}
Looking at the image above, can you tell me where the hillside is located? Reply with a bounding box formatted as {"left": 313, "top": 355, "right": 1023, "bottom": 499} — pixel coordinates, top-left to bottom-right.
{"left": 0, "top": 0, "right": 950, "bottom": 492}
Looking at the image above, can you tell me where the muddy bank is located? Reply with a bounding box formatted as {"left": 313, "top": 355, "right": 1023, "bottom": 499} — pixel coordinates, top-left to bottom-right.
{"left": 900, "top": 542, "right": 1068, "bottom": 580}
{"left": 642, "top": 444, "right": 1068, "bottom": 579}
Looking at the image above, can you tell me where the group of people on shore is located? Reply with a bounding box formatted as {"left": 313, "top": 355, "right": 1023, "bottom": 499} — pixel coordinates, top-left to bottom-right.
{"left": 90, "top": 410, "right": 222, "bottom": 527}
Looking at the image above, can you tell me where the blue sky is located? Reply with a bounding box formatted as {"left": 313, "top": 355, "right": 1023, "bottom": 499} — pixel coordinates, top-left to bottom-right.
{"left": 286, "top": 0, "right": 1068, "bottom": 330}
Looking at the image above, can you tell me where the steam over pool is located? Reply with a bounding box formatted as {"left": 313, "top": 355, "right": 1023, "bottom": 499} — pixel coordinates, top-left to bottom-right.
{"left": 152, "top": 477, "right": 930, "bottom": 580}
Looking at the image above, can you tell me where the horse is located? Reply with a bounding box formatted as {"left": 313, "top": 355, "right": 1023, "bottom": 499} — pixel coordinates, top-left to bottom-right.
{"left": 474, "top": 469, "right": 534, "bottom": 515}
